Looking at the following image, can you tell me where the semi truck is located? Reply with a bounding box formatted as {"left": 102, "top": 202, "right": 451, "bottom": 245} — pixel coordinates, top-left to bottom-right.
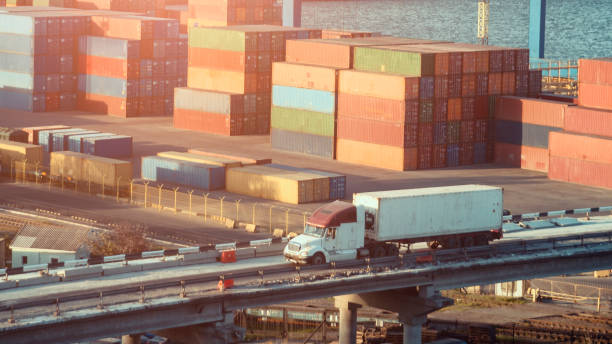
{"left": 283, "top": 185, "right": 503, "bottom": 264}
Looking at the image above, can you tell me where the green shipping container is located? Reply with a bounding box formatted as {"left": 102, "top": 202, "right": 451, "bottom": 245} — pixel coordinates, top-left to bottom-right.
{"left": 271, "top": 106, "right": 335, "bottom": 137}
{"left": 188, "top": 27, "right": 255, "bottom": 52}
{"left": 353, "top": 46, "right": 435, "bottom": 76}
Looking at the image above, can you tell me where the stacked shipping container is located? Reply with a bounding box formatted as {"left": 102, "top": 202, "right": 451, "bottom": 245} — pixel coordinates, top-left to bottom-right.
{"left": 187, "top": 0, "right": 282, "bottom": 28}
{"left": 174, "top": 25, "right": 321, "bottom": 135}
{"left": 578, "top": 58, "right": 612, "bottom": 110}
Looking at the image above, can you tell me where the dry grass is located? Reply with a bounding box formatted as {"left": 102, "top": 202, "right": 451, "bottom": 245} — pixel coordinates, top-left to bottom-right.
{"left": 440, "top": 289, "right": 528, "bottom": 311}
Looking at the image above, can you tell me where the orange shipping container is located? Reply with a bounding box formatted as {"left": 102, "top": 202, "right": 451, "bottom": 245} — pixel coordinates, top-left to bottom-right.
{"left": 338, "top": 70, "right": 419, "bottom": 101}
{"left": 78, "top": 55, "right": 139, "bottom": 79}
{"left": 337, "top": 116, "right": 411, "bottom": 148}
{"left": 495, "top": 142, "right": 548, "bottom": 172}
{"left": 578, "top": 83, "right": 612, "bottom": 110}
{"left": 549, "top": 156, "right": 612, "bottom": 189}
{"left": 188, "top": 47, "right": 253, "bottom": 72}
{"left": 448, "top": 98, "right": 462, "bottom": 120}
{"left": 272, "top": 62, "right": 339, "bottom": 93}
{"left": 578, "top": 58, "right": 612, "bottom": 85}
{"left": 187, "top": 67, "right": 257, "bottom": 94}
{"left": 488, "top": 72, "right": 502, "bottom": 95}
{"left": 77, "top": 92, "right": 138, "bottom": 118}
{"left": 564, "top": 106, "right": 612, "bottom": 138}
{"left": 502, "top": 71, "right": 516, "bottom": 95}
{"left": 337, "top": 93, "right": 418, "bottom": 123}
{"left": 494, "top": 97, "right": 566, "bottom": 128}
{"left": 174, "top": 108, "right": 261, "bottom": 136}
{"left": 336, "top": 138, "right": 417, "bottom": 171}
{"left": 462, "top": 74, "right": 476, "bottom": 97}
{"left": 90, "top": 16, "right": 152, "bottom": 40}
{"left": 549, "top": 131, "right": 612, "bottom": 164}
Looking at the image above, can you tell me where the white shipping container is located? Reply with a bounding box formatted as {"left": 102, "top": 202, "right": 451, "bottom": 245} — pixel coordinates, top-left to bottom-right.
{"left": 354, "top": 185, "right": 502, "bottom": 241}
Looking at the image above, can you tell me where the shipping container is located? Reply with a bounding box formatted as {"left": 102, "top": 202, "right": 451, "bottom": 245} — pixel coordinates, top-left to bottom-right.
{"left": 266, "top": 163, "right": 346, "bottom": 200}
{"left": 50, "top": 151, "right": 132, "bottom": 185}
{"left": 338, "top": 69, "right": 419, "bottom": 101}
{"left": 495, "top": 96, "right": 566, "bottom": 127}
{"left": 52, "top": 130, "right": 98, "bottom": 152}
{"left": 0, "top": 128, "right": 28, "bottom": 143}
{"left": 563, "top": 106, "right": 612, "bottom": 138}
{"left": 336, "top": 138, "right": 417, "bottom": 171}
{"left": 495, "top": 120, "right": 562, "bottom": 149}
{"left": 271, "top": 106, "right": 334, "bottom": 137}
{"left": 353, "top": 45, "right": 435, "bottom": 76}
{"left": 82, "top": 135, "right": 133, "bottom": 158}
{"left": 578, "top": 83, "right": 612, "bottom": 110}
{"left": 187, "top": 148, "right": 271, "bottom": 166}
{"left": 157, "top": 151, "right": 242, "bottom": 168}
{"left": 67, "top": 132, "right": 113, "bottom": 153}
{"left": 0, "top": 140, "right": 43, "bottom": 171}
{"left": 270, "top": 128, "right": 335, "bottom": 159}
{"left": 272, "top": 85, "right": 335, "bottom": 114}
{"left": 174, "top": 87, "right": 255, "bottom": 115}
{"left": 548, "top": 156, "right": 612, "bottom": 189}
{"left": 337, "top": 116, "right": 412, "bottom": 148}
{"left": 578, "top": 58, "right": 612, "bottom": 85}
{"left": 79, "top": 35, "right": 140, "bottom": 60}
{"left": 22, "top": 125, "right": 70, "bottom": 144}
{"left": 272, "top": 62, "right": 339, "bottom": 92}
{"left": 549, "top": 131, "right": 612, "bottom": 164}
{"left": 338, "top": 93, "right": 419, "bottom": 123}
{"left": 141, "top": 155, "right": 225, "bottom": 190}
{"left": 38, "top": 128, "right": 85, "bottom": 153}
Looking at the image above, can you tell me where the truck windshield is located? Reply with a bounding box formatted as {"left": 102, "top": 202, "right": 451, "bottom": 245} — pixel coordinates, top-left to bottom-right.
{"left": 304, "top": 225, "right": 325, "bottom": 237}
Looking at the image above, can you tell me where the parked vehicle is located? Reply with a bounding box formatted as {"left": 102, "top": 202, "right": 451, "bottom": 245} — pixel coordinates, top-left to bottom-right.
{"left": 284, "top": 184, "right": 503, "bottom": 264}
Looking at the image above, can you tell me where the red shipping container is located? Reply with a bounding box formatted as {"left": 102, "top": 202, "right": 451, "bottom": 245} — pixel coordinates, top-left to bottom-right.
{"left": 45, "top": 93, "right": 60, "bottom": 112}
{"left": 578, "top": 58, "right": 612, "bottom": 85}
{"left": 515, "top": 71, "right": 529, "bottom": 97}
{"left": 459, "top": 143, "right": 474, "bottom": 165}
{"left": 434, "top": 76, "right": 448, "bottom": 98}
{"left": 418, "top": 123, "right": 433, "bottom": 146}
{"left": 448, "top": 98, "right": 462, "bottom": 120}
{"left": 461, "top": 97, "right": 475, "bottom": 120}
{"left": 528, "top": 70, "right": 542, "bottom": 97}
{"left": 476, "top": 73, "right": 488, "bottom": 96}
{"left": 448, "top": 52, "right": 462, "bottom": 75}
{"left": 474, "top": 119, "right": 488, "bottom": 142}
{"left": 495, "top": 142, "right": 548, "bottom": 172}
{"left": 474, "top": 95, "right": 489, "bottom": 119}
{"left": 515, "top": 49, "right": 530, "bottom": 71}
{"left": 77, "top": 92, "right": 139, "bottom": 118}
{"left": 549, "top": 131, "right": 612, "bottom": 164}
{"left": 495, "top": 96, "right": 566, "bottom": 127}
{"left": 503, "top": 49, "right": 516, "bottom": 72}
{"left": 448, "top": 74, "right": 462, "bottom": 97}
{"left": 174, "top": 108, "right": 257, "bottom": 136}
{"left": 549, "top": 156, "right": 612, "bottom": 189}
{"left": 462, "top": 73, "right": 476, "bottom": 97}
{"left": 488, "top": 72, "right": 502, "bottom": 95}
{"left": 502, "top": 72, "right": 516, "bottom": 95}
{"left": 564, "top": 106, "right": 612, "bottom": 138}
{"left": 578, "top": 83, "right": 612, "bottom": 110}
{"left": 494, "top": 142, "right": 521, "bottom": 167}
{"left": 434, "top": 98, "right": 448, "bottom": 122}
{"left": 337, "top": 116, "right": 407, "bottom": 148}
{"left": 460, "top": 120, "right": 475, "bottom": 143}
{"left": 432, "top": 144, "right": 446, "bottom": 168}
{"left": 418, "top": 145, "right": 433, "bottom": 169}
{"left": 488, "top": 49, "right": 504, "bottom": 73}
{"left": 337, "top": 93, "right": 419, "bottom": 123}
{"left": 462, "top": 51, "right": 476, "bottom": 74}
{"left": 78, "top": 55, "right": 140, "bottom": 79}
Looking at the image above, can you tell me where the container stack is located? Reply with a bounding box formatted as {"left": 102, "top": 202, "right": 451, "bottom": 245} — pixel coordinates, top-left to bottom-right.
{"left": 50, "top": 151, "right": 132, "bottom": 185}
{"left": 78, "top": 15, "right": 184, "bottom": 117}
{"left": 494, "top": 97, "right": 566, "bottom": 173}
{"left": 578, "top": 58, "right": 612, "bottom": 110}
{"left": 0, "top": 140, "right": 43, "bottom": 173}
{"left": 174, "top": 25, "right": 321, "bottom": 135}
{"left": 187, "top": 0, "right": 282, "bottom": 28}
{"left": 320, "top": 29, "right": 377, "bottom": 39}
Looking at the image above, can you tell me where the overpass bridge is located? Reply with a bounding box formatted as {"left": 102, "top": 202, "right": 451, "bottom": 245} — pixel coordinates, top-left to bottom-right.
{"left": 0, "top": 210, "right": 611, "bottom": 344}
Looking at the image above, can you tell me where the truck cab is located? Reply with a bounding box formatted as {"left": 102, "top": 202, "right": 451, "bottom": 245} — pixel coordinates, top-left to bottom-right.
{"left": 283, "top": 201, "right": 365, "bottom": 264}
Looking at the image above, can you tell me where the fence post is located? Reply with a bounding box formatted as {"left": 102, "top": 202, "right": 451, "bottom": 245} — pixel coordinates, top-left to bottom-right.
{"left": 220, "top": 196, "right": 226, "bottom": 218}
{"left": 35, "top": 162, "right": 40, "bottom": 184}
{"left": 101, "top": 174, "right": 106, "bottom": 197}
{"left": 235, "top": 200, "right": 241, "bottom": 222}
{"left": 174, "top": 187, "right": 180, "bottom": 213}
{"left": 130, "top": 179, "right": 134, "bottom": 203}
{"left": 48, "top": 175, "right": 52, "bottom": 191}
{"left": 285, "top": 209, "right": 290, "bottom": 237}
{"left": 157, "top": 184, "right": 164, "bottom": 211}
{"left": 10, "top": 159, "right": 13, "bottom": 180}
{"left": 88, "top": 170, "right": 91, "bottom": 194}
{"left": 252, "top": 203, "right": 257, "bottom": 224}
{"left": 116, "top": 176, "right": 122, "bottom": 202}
{"left": 204, "top": 193, "right": 210, "bottom": 221}
{"left": 72, "top": 176, "right": 77, "bottom": 192}
{"left": 188, "top": 190, "right": 194, "bottom": 215}
{"left": 269, "top": 206, "right": 274, "bottom": 234}
{"left": 22, "top": 159, "right": 27, "bottom": 183}
{"left": 61, "top": 164, "right": 65, "bottom": 192}
{"left": 144, "top": 181, "right": 150, "bottom": 208}
{"left": 597, "top": 289, "right": 601, "bottom": 312}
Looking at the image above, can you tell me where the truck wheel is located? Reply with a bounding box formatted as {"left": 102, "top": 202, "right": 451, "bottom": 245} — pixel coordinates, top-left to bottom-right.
{"left": 387, "top": 244, "right": 399, "bottom": 256}
{"left": 312, "top": 252, "right": 325, "bottom": 265}
{"left": 475, "top": 236, "right": 489, "bottom": 246}
{"left": 428, "top": 241, "right": 440, "bottom": 249}
{"left": 372, "top": 245, "right": 386, "bottom": 258}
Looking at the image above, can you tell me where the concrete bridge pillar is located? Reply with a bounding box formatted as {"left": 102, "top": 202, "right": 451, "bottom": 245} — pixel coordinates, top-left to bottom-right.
{"left": 334, "top": 285, "right": 452, "bottom": 344}
{"left": 155, "top": 312, "right": 245, "bottom": 344}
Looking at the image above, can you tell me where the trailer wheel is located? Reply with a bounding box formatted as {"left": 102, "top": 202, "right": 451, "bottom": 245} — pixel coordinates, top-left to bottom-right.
{"left": 372, "top": 245, "right": 386, "bottom": 258}
{"left": 428, "top": 241, "right": 440, "bottom": 249}
{"left": 311, "top": 252, "right": 325, "bottom": 265}
{"left": 475, "top": 236, "right": 489, "bottom": 246}
{"left": 386, "top": 244, "right": 399, "bottom": 256}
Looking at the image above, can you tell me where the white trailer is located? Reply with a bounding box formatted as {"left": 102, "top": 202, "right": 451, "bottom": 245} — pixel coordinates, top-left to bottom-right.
{"left": 284, "top": 185, "right": 503, "bottom": 264}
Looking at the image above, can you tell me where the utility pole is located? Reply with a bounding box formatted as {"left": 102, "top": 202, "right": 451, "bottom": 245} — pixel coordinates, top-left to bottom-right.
{"left": 477, "top": 0, "right": 490, "bottom": 45}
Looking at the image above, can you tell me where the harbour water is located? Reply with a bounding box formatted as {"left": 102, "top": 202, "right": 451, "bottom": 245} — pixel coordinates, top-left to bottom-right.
{"left": 301, "top": 0, "right": 612, "bottom": 60}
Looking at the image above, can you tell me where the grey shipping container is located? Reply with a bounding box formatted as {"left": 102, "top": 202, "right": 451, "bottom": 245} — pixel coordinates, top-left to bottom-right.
{"left": 0, "top": 89, "right": 45, "bottom": 112}
{"left": 271, "top": 128, "right": 335, "bottom": 159}
{"left": 174, "top": 87, "right": 256, "bottom": 115}
{"left": 83, "top": 135, "right": 133, "bottom": 158}
{"left": 78, "top": 35, "right": 140, "bottom": 60}
{"left": 68, "top": 133, "right": 112, "bottom": 153}
{"left": 0, "top": 33, "right": 46, "bottom": 55}
{"left": 495, "top": 120, "right": 562, "bottom": 149}
{"left": 78, "top": 74, "right": 139, "bottom": 98}
{"left": 52, "top": 130, "right": 98, "bottom": 152}
{"left": 141, "top": 156, "right": 225, "bottom": 191}
{"left": 38, "top": 128, "right": 85, "bottom": 153}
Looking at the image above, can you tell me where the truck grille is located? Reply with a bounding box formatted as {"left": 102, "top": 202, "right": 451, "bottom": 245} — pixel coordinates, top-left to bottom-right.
{"left": 287, "top": 243, "right": 300, "bottom": 252}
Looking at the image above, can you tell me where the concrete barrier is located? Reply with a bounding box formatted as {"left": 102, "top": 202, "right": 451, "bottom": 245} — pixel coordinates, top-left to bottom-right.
{"left": 224, "top": 218, "right": 236, "bottom": 229}
{"left": 236, "top": 247, "right": 255, "bottom": 260}
{"left": 61, "top": 266, "right": 104, "bottom": 281}
{"left": 103, "top": 264, "right": 143, "bottom": 276}
{"left": 0, "top": 280, "right": 17, "bottom": 290}
{"left": 273, "top": 229, "right": 284, "bottom": 238}
{"left": 181, "top": 251, "right": 218, "bottom": 265}
{"left": 17, "top": 275, "right": 61, "bottom": 287}
{"left": 245, "top": 224, "right": 257, "bottom": 233}
{"left": 141, "top": 260, "right": 179, "bottom": 271}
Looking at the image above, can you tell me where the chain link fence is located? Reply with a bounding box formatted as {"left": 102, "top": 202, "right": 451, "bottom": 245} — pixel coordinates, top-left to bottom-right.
{"left": 529, "top": 277, "right": 612, "bottom": 312}
{"left": 5, "top": 159, "right": 312, "bottom": 236}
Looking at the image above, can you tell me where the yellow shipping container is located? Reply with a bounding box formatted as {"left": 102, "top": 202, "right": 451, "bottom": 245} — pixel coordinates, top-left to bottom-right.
{"left": 187, "top": 67, "right": 248, "bottom": 94}
{"left": 336, "top": 138, "right": 418, "bottom": 171}
{"left": 226, "top": 165, "right": 330, "bottom": 204}
{"left": 50, "top": 152, "right": 132, "bottom": 186}
{"left": 188, "top": 148, "right": 271, "bottom": 165}
{"left": 0, "top": 140, "right": 43, "bottom": 171}
{"left": 157, "top": 151, "right": 242, "bottom": 168}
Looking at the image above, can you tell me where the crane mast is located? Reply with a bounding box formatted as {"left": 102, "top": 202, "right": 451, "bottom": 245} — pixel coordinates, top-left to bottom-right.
{"left": 477, "top": 0, "right": 490, "bottom": 45}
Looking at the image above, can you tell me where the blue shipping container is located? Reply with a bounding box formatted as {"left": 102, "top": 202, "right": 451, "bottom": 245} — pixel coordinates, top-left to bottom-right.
{"left": 473, "top": 142, "right": 487, "bottom": 164}
{"left": 38, "top": 128, "right": 85, "bottom": 153}
{"left": 447, "top": 144, "right": 460, "bottom": 167}
{"left": 68, "top": 133, "right": 112, "bottom": 153}
{"left": 52, "top": 130, "right": 98, "bottom": 152}
{"left": 495, "top": 120, "right": 562, "bottom": 149}
{"left": 82, "top": 135, "right": 133, "bottom": 158}
{"left": 272, "top": 85, "right": 335, "bottom": 114}
{"left": 0, "top": 89, "right": 45, "bottom": 112}
{"left": 78, "top": 36, "right": 140, "bottom": 60}
{"left": 78, "top": 74, "right": 138, "bottom": 98}
{"left": 141, "top": 156, "right": 225, "bottom": 191}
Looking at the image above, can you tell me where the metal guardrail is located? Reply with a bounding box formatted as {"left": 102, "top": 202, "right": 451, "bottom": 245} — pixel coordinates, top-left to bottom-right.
{"left": 503, "top": 206, "right": 612, "bottom": 222}
{"left": 1, "top": 230, "right": 611, "bottom": 313}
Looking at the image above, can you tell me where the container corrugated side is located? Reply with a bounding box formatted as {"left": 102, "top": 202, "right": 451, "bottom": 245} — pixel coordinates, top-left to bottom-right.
{"left": 495, "top": 96, "right": 567, "bottom": 127}
{"left": 53, "top": 130, "right": 97, "bottom": 152}
{"left": 78, "top": 74, "right": 138, "bottom": 98}
{"left": 266, "top": 163, "right": 345, "bottom": 200}
{"left": 83, "top": 135, "right": 133, "bottom": 158}
{"left": 578, "top": 58, "right": 612, "bottom": 85}
{"left": 353, "top": 185, "right": 502, "bottom": 241}
{"left": 336, "top": 138, "right": 417, "bottom": 171}
{"left": 549, "top": 132, "right": 612, "bottom": 164}
{"left": 495, "top": 120, "right": 561, "bottom": 149}
{"left": 38, "top": 128, "right": 86, "bottom": 153}
{"left": 0, "top": 140, "right": 43, "bottom": 170}
{"left": 337, "top": 116, "right": 408, "bottom": 148}
{"left": 188, "top": 26, "right": 247, "bottom": 52}
{"left": 22, "top": 125, "right": 70, "bottom": 144}
{"left": 271, "top": 106, "right": 335, "bottom": 137}
{"left": 157, "top": 151, "right": 242, "bottom": 168}
{"left": 272, "top": 85, "right": 335, "bottom": 114}
{"left": 272, "top": 62, "right": 339, "bottom": 92}
{"left": 578, "top": 83, "right": 612, "bottom": 110}
{"left": 0, "top": 89, "right": 45, "bottom": 112}
{"left": 549, "top": 156, "right": 612, "bottom": 189}
{"left": 67, "top": 133, "right": 112, "bottom": 152}
{"left": 337, "top": 93, "right": 418, "bottom": 123}
{"left": 270, "top": 128, "right": 335, "bottom": 159}
{"left": 353, "top": 46, "right": 435, "bottom": 76}
{"left": 141, "top": 155, "right": 225, "bottom": 191}
{"left": 50, "top": 151, "right": 132, "bottom": 184}
{"left": 174, "top": 87, "right": 236, "bottom": 114}
{"left": 79, "top": 35, "right": 140, "bottom": 60}
{"left": 0, "top": 128, "right": 28, "bottom": 143}
{"left": 563, "top": 106, "right": 612, "bottom": 138}
{"left": 338, "top": 69, "right": 419, "bottom": 101}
